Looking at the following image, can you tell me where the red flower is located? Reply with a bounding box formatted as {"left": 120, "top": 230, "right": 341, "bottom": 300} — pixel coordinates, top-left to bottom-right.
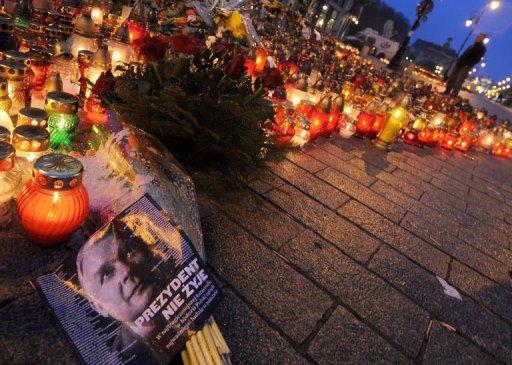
{"left": 212, "top": 40, "right": 234, "bottom": 57}
{"left": 133, "top": 34, "right": 170, "bottom": 62}
{"left": 127, "top": 21, "right": 146, "bottom": 43}
{"left": 260, "top": 66, "right": 283, "bottom": 90}
{"left": 225, "top": 55, "right": 246, "bottom": 79}
{"left": 169, "top": 34, "right": 206, "bottom": 55}
{"left": 244, "top": 58, "right": 257, "bottom": 77}
{"left": 92, "top": 70, "right": 116, "bottom": 94}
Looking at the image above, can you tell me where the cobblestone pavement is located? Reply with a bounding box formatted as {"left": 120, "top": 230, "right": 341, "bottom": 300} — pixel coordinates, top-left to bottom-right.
{"left": 1, "top": 137, "right": 512, "bottom": 364}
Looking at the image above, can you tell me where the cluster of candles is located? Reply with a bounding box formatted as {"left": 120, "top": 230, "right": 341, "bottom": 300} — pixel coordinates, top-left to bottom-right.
{"left": 0, "top": 2, "right": 145, "bottom": 244}
{"left": 273, "top": 71, "right": 512, "bottom": 158}
{"left": 0, "top": 91, "right": 89, "bottom": 244}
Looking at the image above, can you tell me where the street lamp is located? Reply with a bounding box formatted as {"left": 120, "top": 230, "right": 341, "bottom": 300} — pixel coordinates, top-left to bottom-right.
{"left": 483, "top": 37, "right": 490, "bottom": 44}
{"left": 465, "top": 19, "right": 473, "bottom": 27}
{"left": 388, "top": 0, "right": 434, "bottom": 71}
{"left": 489, "top": 0, "right": 500, "bottom": 10}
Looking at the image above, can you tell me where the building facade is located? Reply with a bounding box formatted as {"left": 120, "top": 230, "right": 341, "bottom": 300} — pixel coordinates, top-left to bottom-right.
{"left": 406, "top": 39, "right": 457, "bottom": 75}
{"left": 306, "top": 0, "right": 356, "bottom": 36}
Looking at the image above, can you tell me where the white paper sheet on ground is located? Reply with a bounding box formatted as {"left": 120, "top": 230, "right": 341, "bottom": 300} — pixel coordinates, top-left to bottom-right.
{"left": 437, "top": 277, "right": 463, "bottom": 300}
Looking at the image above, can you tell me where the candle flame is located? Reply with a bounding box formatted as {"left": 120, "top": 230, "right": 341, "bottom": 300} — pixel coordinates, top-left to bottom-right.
{"left": 53, "top": 191, "right": 59, "bottom": 204}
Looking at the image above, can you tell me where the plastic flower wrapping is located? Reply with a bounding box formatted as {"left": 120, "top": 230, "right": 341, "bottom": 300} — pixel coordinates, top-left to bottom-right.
{"left": 76, "top": 114, "right": 204, "bottom": 258}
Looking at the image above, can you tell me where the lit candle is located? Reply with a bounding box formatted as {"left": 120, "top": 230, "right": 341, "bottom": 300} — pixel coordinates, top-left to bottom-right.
{"left": 45, "top": 91, "right": 79, "bottom": 149}
{"left": 373, "top": 97, "right": 410, "bottom": 150}
{"left": 17, "top": 107, "right": 48, "bottom": 127}
{"left": 17, "top": 153, "right": 89, "bottom": 245}
{"left": 0, "top": 142, "right": 21, "bottom": 228}
{"left": 0, "top": 60, "right": 28, "bottom": 116}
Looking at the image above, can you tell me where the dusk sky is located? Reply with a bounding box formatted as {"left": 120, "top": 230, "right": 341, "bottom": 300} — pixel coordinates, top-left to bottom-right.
{"left": 381, "top": 0, "right": 512, "bottom": 82}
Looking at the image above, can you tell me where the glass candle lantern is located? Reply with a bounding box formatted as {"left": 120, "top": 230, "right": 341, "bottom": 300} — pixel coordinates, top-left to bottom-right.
{"left": 0, "top": 17, "right": 20, "bottom": 52}
{"left": 12, "top": 125, "right": 49, "bottom": 181}
{"left": 411, "top": 117, "right": 426, "bottom": 132}
{"left": 454, "top": 136, "right": 471, "bottom": 153}
{"left": 403, "top": 130, "right": 419, "bottom": 145}
{"left": 309, "top": 96, "right": 331, "bottom": 142}
{"left": 67, "top": 12, "right": 98, "bottom": 58}
{"left": 373, "top": 98, "right": 410, "bottom": 150}
{"left": 439, "top": 133, "right": 458, "bottom": 151}
{"left": 339, "top": 120, "right": 357, "bottom": 139}
{"left": 49, "top": 54, "right": 79, "bottom": 95}
{"left": 90, "top": 6, "right": 104, "bottom": 26}
{"left": 17, "top": 153, "right": 89, "bottom": 245}
{"left": 85, "top": 44, "right": 111, "bottom": 87}
{"left": 0, "top": 142, "right": 21, "bottom": 227}
{"left": 106, "top": 23, "right": 133, "bottom": 74}
{"left": 0, "top": 60, "right": 28, "bottom": 116}
{"left": 45, "top": 91, "right": 79, "bottom": 149}
{"left": 18, "top": 106, "right": 47, "bottom": 127}
{"left": 0, "top": 77, "right": 12, "bottom": 113}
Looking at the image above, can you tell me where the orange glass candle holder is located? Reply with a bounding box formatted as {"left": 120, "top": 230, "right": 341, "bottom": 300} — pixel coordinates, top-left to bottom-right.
{"left": 454, "top": 136, "right": 472, "bottom": 153}
{"left": 17, "top": 154, "right": 89, "bottom": 245}
{"left": 356, "top": 111, "right": 375, "bottom": 135}
{"left": 439, "top": 133, "right": 458, "bottom": 150}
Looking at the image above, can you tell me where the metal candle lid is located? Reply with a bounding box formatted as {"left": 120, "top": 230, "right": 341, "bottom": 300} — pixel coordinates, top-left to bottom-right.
{"left": 33, "top": 153, "right": 83, "bottom": 190}
{"left": 0, "top": 18, "right": 14, "bottom": 34}
{"left": 45, "top": 91, "right": 79, "bottom": 115}
{"left": 112, "top": 23, "right": 130, "bottom": 43}
{"left": 0, "top": 60, "right": 27, "bottom": 80}
{"left": 0, "top": 125, "right": 9, "bottom": 142}
{"left": 12, "top": 125, "right": 49, "bottom": 152}
{"left": 0, "top": 142, "right": 14, "bottom": 171}
{"left": 3, "top": 50, "right": 32, "bottom": 67}
{"left": 91, "top": 44, "right": 111, "bottom": 69}
{"left": 18, "top": 107, "right": 48, "bottom": 127}
{"left": 73, "top": 13, "right": 98, "bottom": 38}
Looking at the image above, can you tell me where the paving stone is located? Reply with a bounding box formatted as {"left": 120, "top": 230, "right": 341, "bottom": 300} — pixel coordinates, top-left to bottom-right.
{"left": 471, "top": 175, "right": 507, "bottom": 203}
{"left": 283, "top": 150, "right": 326, "bottom": 174}
{"left": 400, "top": 212, "right": 510, "bottom": 288}
{"left": 213, "top": 288, "right": 308, "bottom": 365}
{"left": 347, "top": 155, "right": 398, "bottom": 175}
{"left": 197, "top": 193, "right": 220, "bottom": 218}
{"left": 308, "top": 307, "right": 410, "bottom": 364}
{"left": 0, "top": 220, "right": 82, "bottom": 303}
{"left": 330, "top": 137, "right": 369, "bottom": 158}
{"left": 339, "top": 201, "right": 449, "bottom": 277}
{"left": 458, "top": 225, "right": 512, "bottom": 264}
{"left": 423, "top": 321, "right": 500, "bottom": 365}
{"left": 268, "top": 159, "right": 350, "bottom": 210}
{"left": 430, "top": 173, "right": 470, "bottom": 199}
{"left": 423, "top": 185, "right": 468, "bottom": 214}
{"left": 468, "top": 188, "right": 510, "bottom": 217}
{"left": 280, "top": 231, "right": 429, "bottom": 358}
{"left": 265, "top": 184, "right": 379, "bottom": 263}
{"left": 247, "top": 170, "right": 287, "bottom": 194}
{"left": 0, "top": 294, "right": 78, "bottom": 364}
{"left": 316, "top": 167, "right": 407, "bottom": 224}
{"left": 203, "top": 214, "right": 333, "bottom": 344}
{"left": 304, "top": 146, "right": 377, "bottom": 186}
{"left": 420, "top": 193, "right": 476, "bottom": 227}
{"left": 387, "top": 155, "right": 433, "bottom": 182}
{"left": 465, "top": 205, "right": 510, "bottom": 236}
{"left": 392, "top": 168, "right": 430, "bottom": 193}
{"left": 449, "top": 261, "right": 512, "bottom": 323}
{"left": 368, "top": 247, "right": 512, "bottom": 362}
{"left": 440, "top": 165, "right": 474, "bottom": 186}
{"left": 374, "top": 170, "right": 423, "bottom": 200}
{"left": 214, "top": 187, "right": 307, "bottom": 251}
{"left": 315, "top": 140, "right": 354, "bottom": 161}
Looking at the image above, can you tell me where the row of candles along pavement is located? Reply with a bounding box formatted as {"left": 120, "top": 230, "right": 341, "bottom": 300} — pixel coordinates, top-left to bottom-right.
{"left": 272, "top": 79, "right": 512, "bottom": 158}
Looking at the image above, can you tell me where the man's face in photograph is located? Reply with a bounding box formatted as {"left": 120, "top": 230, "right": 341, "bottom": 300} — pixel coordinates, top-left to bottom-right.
{"left": 78, "top": 231, "right": 155, "bottom": 324}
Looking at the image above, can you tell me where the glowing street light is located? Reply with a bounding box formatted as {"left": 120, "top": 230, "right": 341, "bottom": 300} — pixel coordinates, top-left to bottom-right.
{"left": 484, "top": 37, "right": 490, "bottom": 44}
{"left": 489, "top": 1, "right": 501, "bottom": 10}
{"left": 465, "top": 19, "right": 473, "bottom": 27}
{"left": 481, "top": 62, "right": 486, "bottom": 68}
